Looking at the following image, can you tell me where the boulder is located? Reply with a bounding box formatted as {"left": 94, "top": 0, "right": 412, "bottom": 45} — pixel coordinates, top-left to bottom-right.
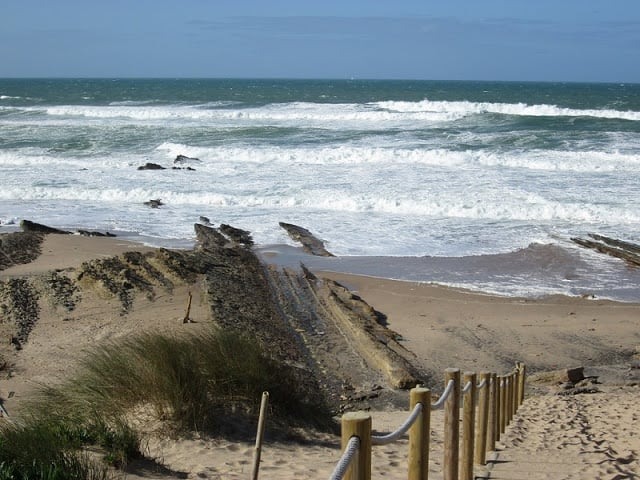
{"left": 78, "top": 230, "right": 116, "bottom": 237}
{"left": 174, "top": 154, "right": 201, "bottom": 165}
{"left": 137, "top": 162, "right": 166, "bottom": 170}
{"left": 143, "top": 199, "right": 164, "bottom": 208}
{"left": 565, "top": 366, "right": 585, "bottom": 383}
{"left": 529, "top": 366, "right": 585, "bottom": 385}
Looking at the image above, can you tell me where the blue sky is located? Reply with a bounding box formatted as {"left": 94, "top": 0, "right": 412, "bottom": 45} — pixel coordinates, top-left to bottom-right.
{"left": 1, "top": 0, "right": 639, "bottom": 82}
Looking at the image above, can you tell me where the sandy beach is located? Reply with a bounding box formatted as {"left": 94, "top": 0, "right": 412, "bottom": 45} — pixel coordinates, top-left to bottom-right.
{"left": 1, "top": 230, "right": 639, "bottom": 479}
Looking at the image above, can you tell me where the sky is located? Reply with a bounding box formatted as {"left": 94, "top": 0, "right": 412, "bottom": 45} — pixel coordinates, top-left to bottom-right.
{"left": 1, "top": 0, "right": 639, "bottom": 82}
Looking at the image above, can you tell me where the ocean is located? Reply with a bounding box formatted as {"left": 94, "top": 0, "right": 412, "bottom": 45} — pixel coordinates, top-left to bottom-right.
{"left": 1, "top": 78, "right": 639, "bottom": 300}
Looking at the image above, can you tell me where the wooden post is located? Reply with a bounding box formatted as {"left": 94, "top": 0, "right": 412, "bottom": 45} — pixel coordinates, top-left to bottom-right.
{"left": 487, "top": 373, "right": 498, "bottom": 450}
{"left": 182, "top": 291, "right": 193, "bottom": 323}
{"left": 499, "top": 376, "right": 507, "bottom": 434}
{"left": 506, "top": 375, "right": 513, "bottom": 425}
{"left": 342, "top": 412, "right": 372, "bottom": 480}
{"left": 251, "top": 391, "right": 269, "bottom": 480}
{"left": 443, "top": 368, "right": 460, "bottom": 480}
{"left": 508, "top": 375, "right": 514, "bottom": 425}
{"left": 517, "top": 363, "right": 526, "bottom": 406}
{"left": 460, "top": 372, "right": 476, "bottom": 480}
{"left": 512, "top": 371, "right": 519, "bottom": 416}
{"left": 409, "top": 387, "right": 431, "bottom": 480}
{"left": 475, "top": 372, "right": 490, "bottom": 465}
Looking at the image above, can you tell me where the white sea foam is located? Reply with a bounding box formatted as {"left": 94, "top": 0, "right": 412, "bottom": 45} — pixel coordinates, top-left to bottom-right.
{"left": 154, "top": 142, "right": 640, "bottom": 173}
{"left": 2, "top": 84, "right": 640, "bottom": 302}
{"left": 38, "top": 100, "right": 640, "bottom": 123}
{"left": 375, "top": 99, "right": 640, "bottom": 121}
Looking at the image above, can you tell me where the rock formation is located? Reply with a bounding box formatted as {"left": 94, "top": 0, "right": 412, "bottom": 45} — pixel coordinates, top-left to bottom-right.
{"left": 279, "top": 222, "right": 334, "bottom": 257}
{"left": 572, "top": 234, "right": 640, "bottom": 267}
{"left": 0, "top": 223, "right": 424, "bottom": 411}
{"left": 174, "top": 154, "right": 201, "bottom": 165}
{"left": 20, "top": 220, "right": 71, "bottom": 235}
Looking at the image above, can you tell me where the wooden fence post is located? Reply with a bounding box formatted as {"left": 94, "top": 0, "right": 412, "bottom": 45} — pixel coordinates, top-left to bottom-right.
{"left": 475, "top": 372, "right": 490, "bottom": 465}
{"left": 517, "top": 363, "right": 527, "bottom": 406}
{"left": 508, "top": 374, "right": 514, "bottom": 423}
{"left": 512, "top": 370, "right": 519, "bottom": 416}
{"left": 505, "top": 374, "right": 512, "bottom": 425}
{"left": 409, "top": 387, "right": 431, "bottom": 480}
{"left": 460, "top": 372, "right": 476, "bottom": 480}
{"left": 251, "top": 391, "right": 269, "bottom": 480}
{"left": 444, "top": 368, "right": 461, "bottom": 480}
{"left": 499, "top": 376, "right": 507, "bottom": 435}
{"left": 487, "top": 373, "right": 498, "bottom": 450}
{"left": 342, "top": 412, "right": 372, "bottom": 480}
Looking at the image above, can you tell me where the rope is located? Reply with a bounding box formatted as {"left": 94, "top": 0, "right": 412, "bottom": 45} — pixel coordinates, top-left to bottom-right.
{"left": 371, "top": 403, "right": 423, "bottom": 445}
{"left": 477, "top": 378, "right": 487, "bottom": 389}
{"left": 329, "top": 436, "right": 360, "bottom": 480}
{"left": 431, "top": 379, "right": 455, "bottom": 410}
{"left": 461, "top": 380, "right": 473, "bottom": 394}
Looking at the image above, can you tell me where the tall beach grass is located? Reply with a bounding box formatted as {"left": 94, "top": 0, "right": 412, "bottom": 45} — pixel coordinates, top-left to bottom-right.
{"left": 0, "top": 329, "right": 333, "bottom": 479}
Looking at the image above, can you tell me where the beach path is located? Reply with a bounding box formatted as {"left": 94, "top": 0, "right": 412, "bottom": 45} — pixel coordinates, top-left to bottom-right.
{"left": 485, "top": 388, "right": 639, "bottom": 480}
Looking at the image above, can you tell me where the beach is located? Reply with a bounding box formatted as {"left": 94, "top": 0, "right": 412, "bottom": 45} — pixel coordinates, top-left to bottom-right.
{"left": 1, "top": 228, "right": 638, "bottom": 479}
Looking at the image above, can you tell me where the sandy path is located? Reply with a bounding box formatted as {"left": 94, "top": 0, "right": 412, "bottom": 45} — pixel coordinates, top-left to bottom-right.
{"left": 487, "top": 388, "right": 640, "bottom": 480}
{"left": 126, "top": 409, "right": 448, "bottom": 480}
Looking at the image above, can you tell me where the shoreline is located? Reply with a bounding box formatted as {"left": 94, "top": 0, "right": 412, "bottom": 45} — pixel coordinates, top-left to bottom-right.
{"left": 3, "top": 226, "right": 640, "bottom": 303}
{"left": 257, "top": 242, "right": 640, "bottom": 304}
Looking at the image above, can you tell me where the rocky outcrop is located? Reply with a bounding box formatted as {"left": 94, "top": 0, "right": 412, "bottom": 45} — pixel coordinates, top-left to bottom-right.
{"left": 572, "top": 234, "right": 640, "bottom": 267}
{"left": 0, "top": 232, "right": 45, "bottom": 271}
{"left": 0, "top": 278, "right": 40, "bottom": 349}
{"left": 320, "top": 277, "right": 420, "bottom": 389}
{"left": 1, "top": 222, "right": 425, "bottom": 411}
{"left": 78, "top": 230, "right": 116, "bottom": 237}
{"left": 219, "top": 224, "right": 253, "bottom": 246}
{"left": 279, "top": 222, "right": 334, "bottom": 257}
{"left": 20, "top": 220, "right": 71, "bottom": 235}
{"left": 137, "top": 162, "right": 166, "bottom": 170}
{"left": 529, "top": 367, "right": 586, "bottom": 385}
{"left": 144, "top": 199, "right": 164, "bottom": 208}
{"left": 174, "top": 155, "right": 201, "bottom": 165}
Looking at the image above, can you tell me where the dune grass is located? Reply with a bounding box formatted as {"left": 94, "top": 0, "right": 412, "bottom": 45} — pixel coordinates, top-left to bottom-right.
{"left": 0, "top": 420, "right": 111, "bottom": 480}
{"left": 0, "top": 329, "right": 333, "bottom": 479}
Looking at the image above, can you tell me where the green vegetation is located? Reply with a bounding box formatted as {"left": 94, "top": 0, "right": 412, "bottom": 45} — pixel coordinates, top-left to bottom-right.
{"left": 0, "top": 330, "right": 333, "bottom": 479}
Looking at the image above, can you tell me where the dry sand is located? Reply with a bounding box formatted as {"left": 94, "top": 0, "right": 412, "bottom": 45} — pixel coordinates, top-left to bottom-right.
{"left": 319, "top": 272, "right": 640, "bottom": 379}
{"left": 1, "top": 234, "right": 639, "bottom": 479}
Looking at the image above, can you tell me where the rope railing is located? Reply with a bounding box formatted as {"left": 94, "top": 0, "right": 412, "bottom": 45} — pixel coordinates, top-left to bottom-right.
{"left": 461, "top": 380, "right": 473, "bottom": 394}
{"left": 371, "top": 402, "right": 423, "bottom": 445}
{"left": 431, "top": 378, "right": 455, "bottom": 410}
{"left": 329, "top": 436, "right": 360, "bottom": 480}
{"left": 324, "top": 362, "right": 527, "bottom": 480}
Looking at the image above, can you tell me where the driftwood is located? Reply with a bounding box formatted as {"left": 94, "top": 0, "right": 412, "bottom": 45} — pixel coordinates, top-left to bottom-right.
{"left": 571, "top": 234, "right": 640, "bottom": 267}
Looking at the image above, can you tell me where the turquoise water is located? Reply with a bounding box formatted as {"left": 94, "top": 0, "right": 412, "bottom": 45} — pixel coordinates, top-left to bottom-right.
{"left": 1, "top": 79, "right": 639, "bottom": 299}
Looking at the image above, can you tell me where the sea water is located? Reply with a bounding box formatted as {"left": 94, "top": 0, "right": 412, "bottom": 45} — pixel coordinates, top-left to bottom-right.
{"left": 1, "top": 79, "right": 639, "bottom": 299}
